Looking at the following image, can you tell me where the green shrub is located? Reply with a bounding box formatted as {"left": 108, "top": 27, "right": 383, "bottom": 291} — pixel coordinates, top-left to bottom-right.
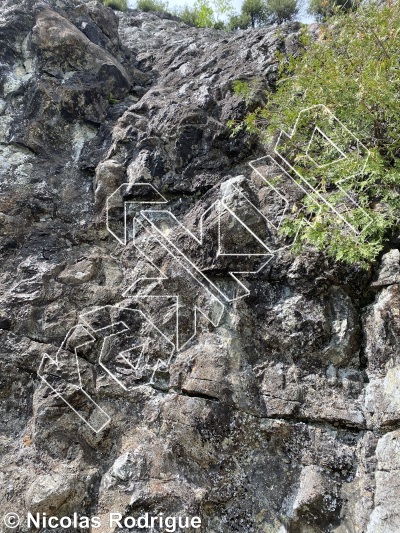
{"left": 231, "top": 79, "right": 259, "bottom": 102}
{"left": 174, "top": 1, "right": 214, "bottom": 27}
{"left": 136, "top": 0, "right": 168, "bottom": 12}
{"left": 227, "top": 12, "right": 252, "bottom": 30}
{"left": 176, "top": 4, "right": 198, "bottom": 25}
{"left": 213, "top": 20, "right": 225, "bottom": 29}
{"left": 102, "top": 0, "right": 128, "bottom": 11}
{"left": 230, "top": 2, "right": 400, "bottom": 266}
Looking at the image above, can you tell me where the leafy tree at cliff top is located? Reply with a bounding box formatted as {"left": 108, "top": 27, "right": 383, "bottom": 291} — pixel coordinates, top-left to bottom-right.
{"left": 136, "top": 0, "right": 168, "bottom": 12}
{"left": 308, "top": 0, "right": 355, "bottom": 21}
{"left": 267, "top": 0, "right": 299, "bottom": 23}
{"left": 241, "top": 0, "right": 269, "bottom": 27}
{"left": 228, "top": 0, "right": 298, "bottom": 30}
{"left": 229, "top": 2, "right": 400, "bottom": 266}
{"left": 176, "top": 0, "right": 234, "bottom": 28}
{"left": 102, "top": 0, "right": 128, "bottom": 11}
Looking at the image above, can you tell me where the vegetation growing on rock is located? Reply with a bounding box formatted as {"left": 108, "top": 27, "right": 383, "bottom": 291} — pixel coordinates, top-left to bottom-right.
{"left": 230, "top": 1, "right": 400, "bottom": 267}
{"left": 102, "top": 0, "right": 128, "bottom": 11}
{"left": 173, "top": 0, "right": 234, "bottom": 28}
{"left": 1, "top": 1, "right": 400, "bottom": 531}
{"left": 308, "top": 0, "right": 355, "bottom": 20}
{"left": 136, "top": 0, "right": 169, "bottom": 12}
{"left": 132, "top": 0, "right": 299, "bottom": 29}
{"left": 229, "top": 0, "right": 298, "bottom": 28}
{"left": 241, "top": 0, "right": 270, "bottom": 27}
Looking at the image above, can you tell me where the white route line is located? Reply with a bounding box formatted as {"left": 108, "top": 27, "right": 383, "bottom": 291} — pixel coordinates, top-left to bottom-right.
{"left": 39, "top": 104, "right": 372, "bottom": 433}
{"left": 38, "top": 324, "right": 111, "bottom": 434}
{"left": 106, "top": 183, "right": 168, "bottom": 246}
{"left": 272, "top": 104, "right": 372, "bottom": 235}
{"left": 124, "top": 217, "right": 225, "bottom": 351}
{"left": 38, "top": 306, "right": 174, "bottom": 433}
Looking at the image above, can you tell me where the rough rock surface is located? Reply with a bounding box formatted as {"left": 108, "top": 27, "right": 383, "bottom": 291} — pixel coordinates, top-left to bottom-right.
{"left": 0, "top": 1, "right": 399, "bottom": 532}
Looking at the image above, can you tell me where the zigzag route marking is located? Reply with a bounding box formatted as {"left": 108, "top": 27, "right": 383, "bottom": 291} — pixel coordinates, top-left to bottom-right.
{"left": 38, "top": 306, "right": 174, "bottom": 433}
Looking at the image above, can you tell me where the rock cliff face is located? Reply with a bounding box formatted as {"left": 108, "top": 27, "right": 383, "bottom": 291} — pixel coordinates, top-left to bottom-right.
{"left": 0, "top": 1, "right": 399, "bottom": 532}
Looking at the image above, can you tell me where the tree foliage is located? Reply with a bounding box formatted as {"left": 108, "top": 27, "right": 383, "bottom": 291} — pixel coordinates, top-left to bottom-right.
{"left": 213, "top": 0, "right": 235, "bottom": 21}
{"left": 175, "top": 0, "right": 233, "bottom": 28}
{"left": 241, "top": 0, "right": 269, "bottom": 27}
{"left": 193, "top": 0, "right": 215, "bottom": 26}
{"left": 229, "top": 2, "right": 400, "bottom": 266}
{"left": 308, "top": 0, "right": 355, "bottom": 21}
{"left": 227, "top": 12, "right": 252, "bottom": 30}
{"left": 177, "top": 4, "right": 198, "bottom": 24}
{"left": 266, "top": 0, "right": 298, "bottom": 23}
{"left": 136, "top": 0, "right": 168, "bottom": 12}
{"left": 228, "top": 0, "right": 298, "bottom": 30}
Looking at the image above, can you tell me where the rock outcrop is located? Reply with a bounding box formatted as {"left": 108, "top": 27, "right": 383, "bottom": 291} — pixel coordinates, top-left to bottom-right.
{"left": 0, "top": 1, "right": 399, "bottom": 532}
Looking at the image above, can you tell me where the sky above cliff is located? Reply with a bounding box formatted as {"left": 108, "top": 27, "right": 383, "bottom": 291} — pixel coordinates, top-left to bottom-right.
{"left": 128, "top": 0, "right": 315, "bottom": 23}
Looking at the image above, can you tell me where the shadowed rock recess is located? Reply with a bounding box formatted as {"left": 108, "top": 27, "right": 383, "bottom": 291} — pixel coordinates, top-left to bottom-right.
{"left": 0, "top": 0, "right": 399, "bottom": 531}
